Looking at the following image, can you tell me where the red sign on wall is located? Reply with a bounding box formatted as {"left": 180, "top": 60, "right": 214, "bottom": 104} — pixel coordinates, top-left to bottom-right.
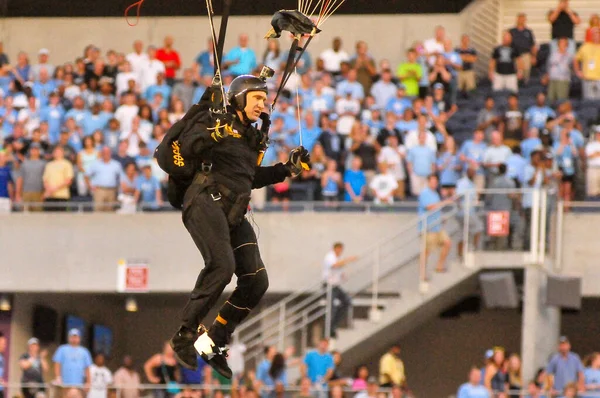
{"left": 117, "top": 260, "right": 149, "bottom": 292}
{"left": 487, "top": 211, "right": 510, "bottom": 237}
{"left": 125, "top": 266, "right": 149, "bottom": 292}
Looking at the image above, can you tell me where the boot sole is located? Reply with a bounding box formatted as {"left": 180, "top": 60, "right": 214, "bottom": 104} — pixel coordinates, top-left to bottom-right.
{"left": 201, "top": 353, "right": 232, "bottom": 380}
{"left": 169, "top": 340, "right": 198, "bottom": 371}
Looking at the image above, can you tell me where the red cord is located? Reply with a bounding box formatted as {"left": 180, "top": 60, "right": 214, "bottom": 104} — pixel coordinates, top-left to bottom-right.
{"left": 124, "top": 0, "right": 146, "bottom": 27}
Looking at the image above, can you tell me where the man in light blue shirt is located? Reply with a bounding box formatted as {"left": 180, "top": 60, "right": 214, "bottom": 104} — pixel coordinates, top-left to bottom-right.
{"left": 292, "top": 112, "right": 321, "bottom": 153}
{"left": 65, "top": 97, "right": 91, "bottom": 129}
{"left": 459, "top": 129, "right": 488, "bottom": 189}
{"left": 223, "top": 34, "right": 257, "bottom": 77}
{"left": 32, "top": 68, "right": 56, "bottom": 108}
{"left": 144, "top": 72, "right": 172, "bottom": 109}
{"left": 53, "top": 329, "right": 92, "bottom": 387}
{"left": 407, "top": 131, "right": 436, "bottom": 196}
{"left": 546, "top": 336, "right": 584, "bottom": 395}
{"left": 370, "top": 69, "right": 397, "bottom": 110}
{"left": 524, "top": 92, "right": 556, "bottom": 131}
{"left": 418, "top": 175, "right": 452, "bottom": 274}
{"left": 521, "top": 128, "right": 543, "bottom": 161}
{"left": 39, "top": 93, "right": 65, "bottom": 144}
{"left": 385, "top": 85, "right": 412, "bottom": 117}
{"left": 87, "top": 146, "right": 123, "bottom": 212}
{"left": 506, "top": 146, "right": 527, "bottom": 185}
{"left": 457, "top": 367, "right": 490, "bottom": 398}
{"left": 335, "top": 69, "right": 364, "bottom": 101}
{"left": 135, "top": 164, "right": 163, "bottom": 210}
{"left": 302, "top": 338, "right": 334, "bottom": 385}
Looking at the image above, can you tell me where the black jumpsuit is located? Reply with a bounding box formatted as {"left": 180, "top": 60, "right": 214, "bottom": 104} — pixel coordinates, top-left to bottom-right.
{"left": 177, "top": 111, "right": 289, "bottom": 334}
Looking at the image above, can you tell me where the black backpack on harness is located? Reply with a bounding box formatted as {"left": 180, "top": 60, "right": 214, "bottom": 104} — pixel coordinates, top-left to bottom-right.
{"left": 154, "top": 87, "right": 222, "bottom": 209}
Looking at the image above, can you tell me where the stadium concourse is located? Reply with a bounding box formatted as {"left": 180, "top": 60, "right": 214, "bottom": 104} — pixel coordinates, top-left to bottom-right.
{"left": 1, "top": 0, "right": 600, "bottom": 397}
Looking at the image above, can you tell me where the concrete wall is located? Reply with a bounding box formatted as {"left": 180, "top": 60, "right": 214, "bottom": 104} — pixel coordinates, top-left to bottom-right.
{"left": 0, "top": 14, "right": 466, "bottom": 73}
{"left": 0, "top": 212, "right": 413, "bottom": 293}
{"left": 560, "top": 214, "right": 600, "bottom": 296}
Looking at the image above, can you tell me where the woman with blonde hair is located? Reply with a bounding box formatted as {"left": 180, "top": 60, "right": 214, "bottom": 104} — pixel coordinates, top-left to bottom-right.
{"left": 507, "top": 353, "right": 522, "bottom": 398}
{"left": 586, "top": 14, "right": 600, "bottom": 42}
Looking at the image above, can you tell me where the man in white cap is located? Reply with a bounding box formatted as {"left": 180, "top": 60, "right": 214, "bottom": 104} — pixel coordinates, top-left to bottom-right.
{"left": 30, "top": 49, "right": 55, "bottom": 82}
{"left": 19, "top": 337, "right": 49, "bottom": 398}
{"left": 52, "top": 329, "right": 92, "bottom": 390}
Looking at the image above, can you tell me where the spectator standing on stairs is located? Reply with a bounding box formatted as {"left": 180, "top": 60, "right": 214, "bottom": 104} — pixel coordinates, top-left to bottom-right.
{"left": 574, "top": 27, "right": 600, "bottom": 101}
{"left": 379, "top": 345, "right": 407, "bottom": 390}
{"left": 489, "top": 31, "right": 523, "bottom": 94}
{"left": 548, "top": 0, "right": 580, "bottom": 55}
{"left": 510, "top": 13, "right": 537, "bottom": 84}
{"left": 322, "top": 242, "right": 358, "bottom": 338}
{"left": 543, "top": 37, "right": 573, "bottom": 102}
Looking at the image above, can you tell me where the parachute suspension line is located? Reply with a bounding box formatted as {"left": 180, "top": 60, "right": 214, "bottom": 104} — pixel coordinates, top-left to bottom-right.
{"left": 205, "top": 0, "right": 227, "bottom": 113}
{"left": 294, "top": 66, "right": 303, "bottom": 148}
{"left": 300, "top": 0, "right": 316, "bottom": 17}
{"left": 318, "top": 0, "right": 346, "bottom": 27}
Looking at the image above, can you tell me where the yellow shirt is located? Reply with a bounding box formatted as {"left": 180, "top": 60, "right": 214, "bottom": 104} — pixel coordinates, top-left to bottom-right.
{"left": 43, "top": 159, "right": 74, "bottom": 199}
{"left": 575, "top": 43, "right": 600, "bottom": 80}
{"left": 379, "top": 352, "right": 406, "bottom": 386}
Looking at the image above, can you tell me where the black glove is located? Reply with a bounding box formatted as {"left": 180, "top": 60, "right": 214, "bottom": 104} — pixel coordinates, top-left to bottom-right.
{"left": 259, "top": 112, "right": 271, "bottom": 134}
{"left": 285, "top": 146, "right": 311, "bottom": 176}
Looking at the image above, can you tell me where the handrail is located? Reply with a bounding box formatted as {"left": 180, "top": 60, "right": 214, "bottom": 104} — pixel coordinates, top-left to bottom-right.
{"left": 2, "top": 382, "right": 595, "bottom": 398}
{"left": 8, "top": 200, "right": 419, "bottom": 213}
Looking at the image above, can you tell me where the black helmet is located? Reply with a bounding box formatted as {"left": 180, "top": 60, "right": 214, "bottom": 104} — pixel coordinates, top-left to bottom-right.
{"left": 227, "top": 75, "right": 268, "bottom": 111}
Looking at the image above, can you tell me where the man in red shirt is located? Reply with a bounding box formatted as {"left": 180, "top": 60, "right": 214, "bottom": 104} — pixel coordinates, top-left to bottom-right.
{"left": 156, "top": 35, "right": 181, "bottom": 86}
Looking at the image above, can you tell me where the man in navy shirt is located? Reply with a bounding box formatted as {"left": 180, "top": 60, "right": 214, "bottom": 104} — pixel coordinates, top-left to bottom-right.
{"left": 509, "top": 13, "right": 537, "bottom": 83}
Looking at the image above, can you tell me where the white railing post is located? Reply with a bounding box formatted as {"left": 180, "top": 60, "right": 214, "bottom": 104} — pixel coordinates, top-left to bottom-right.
{"left": 539, "top": 190, "right": 548, "bottom": 265}
{"left": 419, "top": 214, "right": 428, "bottom": 281}
{"left": 371, "top": 245, "right": 380, "bottom": 321}
{"left": 530, "top": 189, "right": 541, "bottom": 264}
{"left": 324, "top": 282, "right": 333, "bottom": 339}
{"left": 555, "top": 200, "right": 564, "bottom": 272}
{"left": 278, "top": 302, "right": 285, "bottom": 351}
{"left": 463, "top": 190, "right": 471, "bottom": 264}
{"left": 301, "top": 311, "right": 308, "bottom": 354}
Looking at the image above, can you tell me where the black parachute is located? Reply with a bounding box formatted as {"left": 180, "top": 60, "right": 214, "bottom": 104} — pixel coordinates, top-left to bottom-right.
{"left": 264, "top": 10, "right": 321, "bottom": 39}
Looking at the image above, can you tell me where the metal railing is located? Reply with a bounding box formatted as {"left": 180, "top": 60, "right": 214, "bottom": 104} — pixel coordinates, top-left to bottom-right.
{"left": 5, "top": 201, "right": 419, "bottom": 214}
{"left": 6, "top": 382, "right": 600, "bottom": 398}
{"left": 235, "top": 196, "right": 461, "bottom": 364}
{"left": 1, "top": 382, "right": 396, "bottom": 398}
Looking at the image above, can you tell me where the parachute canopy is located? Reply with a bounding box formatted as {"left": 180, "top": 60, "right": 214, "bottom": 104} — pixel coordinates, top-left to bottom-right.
{"left": 264, "top": 10, "right": 321, "bottom": 39}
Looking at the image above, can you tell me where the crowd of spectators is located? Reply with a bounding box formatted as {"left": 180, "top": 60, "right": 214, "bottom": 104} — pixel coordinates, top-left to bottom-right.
{"left": 0, "top": 0, "right": 597, "bottom": 213}
{"left": 0, "top": 330, "right": 414, "bottom": 398}
{"left": 457, "top": 336, "right": 600, "bottom": 398}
